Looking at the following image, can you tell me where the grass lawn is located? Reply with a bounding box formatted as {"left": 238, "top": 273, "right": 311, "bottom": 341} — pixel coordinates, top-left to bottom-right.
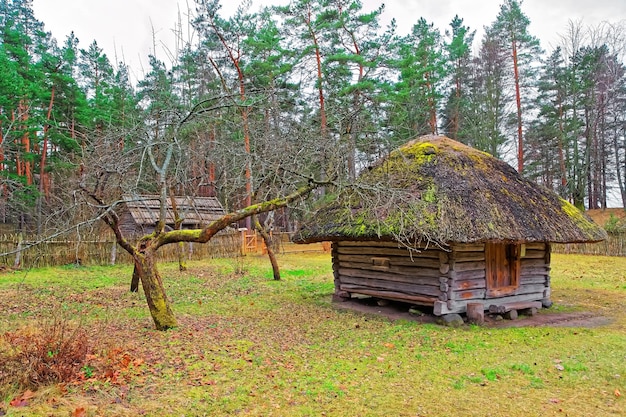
{"left": 1, "top": 252, "right": 625, "bottom": 416}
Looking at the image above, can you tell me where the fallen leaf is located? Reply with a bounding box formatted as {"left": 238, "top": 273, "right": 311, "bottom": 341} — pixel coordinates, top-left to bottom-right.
{"left": 8, "top": 398, "right": 28, "bottom": 407}
{"left": 555, "top": 364, "right": 565, "bottom": 371}
{"left": 21, "top": 390, "right": 35, "bottom": 400}
{"left": 615, "top": 388, "right": 621, "bottom": 397}
{"left": 72, "top": 406, "right": 86, "bottom": 417}
{"left": 120, "top": 354, "right": 132, "bottom": 368}
{"left": 8, "top": 390, "right": 35, "bottom": 407}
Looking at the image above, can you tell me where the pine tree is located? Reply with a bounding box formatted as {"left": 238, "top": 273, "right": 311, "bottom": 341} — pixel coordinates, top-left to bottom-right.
{"left": 441, "top": 15, "right": 475, "bottom": 141}
{"left": 488, "top": 0, "right": 542, "bottom": 173}
{"left": 388, "top": 18, "right": 446, "bottom": 141}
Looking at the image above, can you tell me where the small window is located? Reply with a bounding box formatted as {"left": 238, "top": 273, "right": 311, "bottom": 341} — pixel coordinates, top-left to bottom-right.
{"left": 485, "top": 243, "right": 521, "bottom": 297}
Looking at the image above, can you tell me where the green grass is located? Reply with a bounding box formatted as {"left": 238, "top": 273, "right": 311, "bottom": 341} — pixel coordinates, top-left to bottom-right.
{"left": 0, "top": 253, "right": 625, "bottom": 416}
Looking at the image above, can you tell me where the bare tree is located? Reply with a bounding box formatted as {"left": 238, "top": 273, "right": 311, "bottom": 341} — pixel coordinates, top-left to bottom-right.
{"left": 76, "top": 97, "right": 331, "bottom": 330}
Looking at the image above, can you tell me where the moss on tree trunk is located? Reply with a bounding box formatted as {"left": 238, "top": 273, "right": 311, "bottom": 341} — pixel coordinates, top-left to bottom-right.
{"left": 134, "top": 250, "right": 177, "bottom": 330}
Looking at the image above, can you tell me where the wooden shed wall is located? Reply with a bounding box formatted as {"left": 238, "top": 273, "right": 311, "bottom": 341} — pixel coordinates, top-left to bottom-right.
{"left": 118, "top": 210, "right": 152, "bottom": 238}
{"left": 435, "top": 242, "right": 550, "bottom": 315}
{"left": 332, "top": 241, "right": 447, "bottom": 306}
{"left": 332, "top": 240, "right": 551, "bottom": 316}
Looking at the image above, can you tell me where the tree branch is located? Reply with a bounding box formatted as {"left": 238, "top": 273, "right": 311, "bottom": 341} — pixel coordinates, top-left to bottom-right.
{"left": 154, "top": 180, "right": 326, "bottom": 249}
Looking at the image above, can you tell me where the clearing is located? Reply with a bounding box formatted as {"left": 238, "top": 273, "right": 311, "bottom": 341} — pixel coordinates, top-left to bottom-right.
{"left": 0, "top": 252, "right": 625, "bottom": 416}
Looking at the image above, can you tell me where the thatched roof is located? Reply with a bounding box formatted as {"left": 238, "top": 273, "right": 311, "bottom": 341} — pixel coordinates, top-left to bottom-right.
{"left": 122, "top": 195, "right": 225, "bottom": 228}
{"left": 293, "top": 136, "right": 607, "bottom": 245}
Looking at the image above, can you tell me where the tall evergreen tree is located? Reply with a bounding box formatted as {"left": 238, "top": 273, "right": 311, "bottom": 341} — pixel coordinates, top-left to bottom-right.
{"left": 388, "top": 17, "right": 446, "bottom": 141}
{"left": 323, "top": 0, "right": 389, "bottom": 179}
{"left": 488, "top": 0, "right": 542, "bottom": 173}
{"left": 441, "top": 15, "right": 475, "bottom": 141}
{"left": 464, "top": 31, "right": 510, "bottom": 156}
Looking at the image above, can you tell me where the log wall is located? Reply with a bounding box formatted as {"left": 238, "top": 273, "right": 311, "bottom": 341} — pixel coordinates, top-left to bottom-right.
{"left": 333, "top": 241, "right": 446, "bottom": 305}
{"left": 435, "top": 242, "right": 550, "bottom": 315}
{"left": 332, "top": 240, "right": 552, "bottom": 316}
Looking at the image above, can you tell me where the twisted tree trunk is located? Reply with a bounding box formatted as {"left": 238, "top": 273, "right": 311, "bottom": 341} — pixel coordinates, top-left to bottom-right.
{"left": 253, "top": 214, "right": 280, "bottom": 280}
{"left": 120, "top": 181, "right": 322, "bottom": 330}
{"left": 133, "top": 248, "right": 177, "bottom": 330}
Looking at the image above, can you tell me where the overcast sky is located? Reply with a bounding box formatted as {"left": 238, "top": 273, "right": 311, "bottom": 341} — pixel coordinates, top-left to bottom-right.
{"left": 32, "top": 0, "right": 625, "bottom": 82}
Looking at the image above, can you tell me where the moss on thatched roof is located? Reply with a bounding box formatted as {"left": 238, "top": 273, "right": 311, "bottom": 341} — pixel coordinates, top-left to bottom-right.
{"left": 293, "top": 136, "right": 607, "bottom": 245}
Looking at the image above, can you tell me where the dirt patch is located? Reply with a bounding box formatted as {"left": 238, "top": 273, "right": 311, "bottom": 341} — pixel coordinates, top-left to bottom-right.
{"left": 333, "top": 297, "right": 612, "bottom": 328}
{"left": 487, "top": 311, "right": 612, "bottom": 328}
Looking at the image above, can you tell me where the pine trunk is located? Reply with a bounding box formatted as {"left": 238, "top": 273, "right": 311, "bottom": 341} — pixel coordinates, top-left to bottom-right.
{"left": 512, "top": 38, "right": 524, "bottom": 173}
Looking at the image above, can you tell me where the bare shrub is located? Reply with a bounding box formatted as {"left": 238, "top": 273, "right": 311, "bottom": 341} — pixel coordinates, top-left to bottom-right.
{"left": 0, "top": 315, "right": 91, "bottom": 391}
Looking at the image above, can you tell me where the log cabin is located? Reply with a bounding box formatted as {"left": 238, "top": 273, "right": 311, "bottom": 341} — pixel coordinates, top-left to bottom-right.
{"left": 292, "top": 136, "right": 607, "bottom": 317}
{"left": 119, "top": 194, "right": 226, "bottom": 238}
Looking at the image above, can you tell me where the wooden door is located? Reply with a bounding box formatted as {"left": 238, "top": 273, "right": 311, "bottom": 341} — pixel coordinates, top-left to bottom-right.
{"left": 485, "top": 243, "right": 520, "bottom": 297}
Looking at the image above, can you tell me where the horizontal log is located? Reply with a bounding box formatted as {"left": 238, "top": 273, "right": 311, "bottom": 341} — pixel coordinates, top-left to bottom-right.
{"left": 486, "top": 283, "right": 547, "bottom": 298}
{"left": 451, "top": 252, "right": 485, "bottom": 262}
{"left": 520, "top": 266, "right": 550, "bottom": 275}
{"left": 451, "top": 278, "right": 486, "bottom": 291}
{"left": 523, "top": 249, "right": 547, "bottom": 259}
{"left": 449, "top": 270, "right": 486, "bottom": 280}
{"left": 337, "top": 262, "right": 442, "bottom": 278}
{"left": 484, "top": 292, "right": 546, "bottom": 306}
{"left": 337, "top": 253, "right": 442, "bottom": 267}
{"left": 517, "top": 283, "right": 549, "bottom": 295}
{"left": 486, "top": 286, "right": 518, "bottom": 298}
{"left": 453, "top": 289, "right": 487, "bottom": 300}
{"left": 437, "top": 292, "right": 547, "bottom": 315}
{"left": 520, "top": 259, "right": 550, "bottom": 268}
{"left": 339, "top": 276, "right": 442, "bottom": 297}
{"left": 337, "top": 267, "right": 442, "bottom": 285}
{"left": 524, "top": 248, "right": 546, "bottom": 259}
{"left": 453, "top": 243, "right": 485, "bottom": 252}
{"left": 341, "top": 262, "right": 389, "bottom": 272}
{"left": 338, "top": 286, "right": 437, "bottom": 305}
{"left": 451, "top": 261, "right": 486, "bottom": 272}
{"left": 488, "top": 301, "right": 542, "bottom": 314}
{"left": 524, "top": 242, "right": 546, "bottom": 250}
{"left": 519, "top": 275, "right": 548, "bottom": 285}
{"left": 336, "top": 246, "right": 441, "bottom": 259}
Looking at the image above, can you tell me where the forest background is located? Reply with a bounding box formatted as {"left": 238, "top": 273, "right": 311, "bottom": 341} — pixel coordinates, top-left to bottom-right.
{"left": 1, "top": 0, "right": 626, "bottom": 239}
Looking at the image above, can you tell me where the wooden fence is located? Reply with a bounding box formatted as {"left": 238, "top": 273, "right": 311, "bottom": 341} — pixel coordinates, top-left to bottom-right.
{"left": 0, "top": 232, "right": 242, "bottom": 269}
{"left": 551, "top": 234, "right": 626, "bottom": 257}
{"left": 0, "top": 231, "right": 331, "bottom": 269}
{"left": 7, "top": 231, "right": 620, "bottom": 270}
